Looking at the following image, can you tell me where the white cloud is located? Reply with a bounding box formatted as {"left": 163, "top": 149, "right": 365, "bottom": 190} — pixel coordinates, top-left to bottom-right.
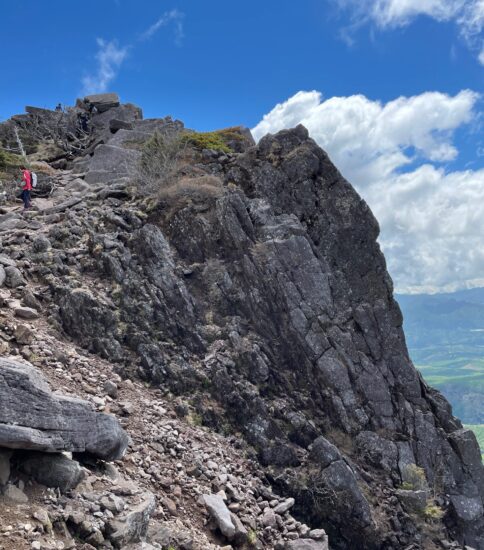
{"left": 335, "top": 0, "right": 484, "bottom": 63}
{"left": 141, "top": 9, "right": 185, "bottom": 45}
{"left": 252, "top": 90, "right": 484, "bottom": 293}
{"left": 81, "top": 39, "right": 128, "bottom": 95}
{"left": 81, "top": 9, "right": 185, "bottom": 94}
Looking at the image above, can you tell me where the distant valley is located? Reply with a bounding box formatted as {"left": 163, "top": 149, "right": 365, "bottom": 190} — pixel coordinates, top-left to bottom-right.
{"left": 397, "top": 288, "right": 484, "bottom": 453}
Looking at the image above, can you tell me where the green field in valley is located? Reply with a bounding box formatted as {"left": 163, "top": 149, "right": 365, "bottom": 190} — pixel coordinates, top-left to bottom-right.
{"left": 464, "top": 424, "right": 484, "bottom": 458}
{"left": 397, "top": 289, "right": 484, "bottom": 429}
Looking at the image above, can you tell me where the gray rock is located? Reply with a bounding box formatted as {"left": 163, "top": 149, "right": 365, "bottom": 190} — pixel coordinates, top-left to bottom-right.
{"left": 100, "top": 494, "right": 125, "bottom": 513}
{"left": 0, "top": 358, "right": 129, "bottom": 460}
{"left": 285, "top": 539, "right": 329, "bottom": 550}
{"left": 14, "top": 306, "right": 39, "bottom": 320}
{"left": 261, "top": 508, "right": 277, "bottom": 527}
{"left": 104, "top": 380, "right": 119, "bottom": 399}
{"left": 5, "top": 265, "right": 25, "bottom": 287}
{"left": 309, "top": 437, "right": 341, "bottom": 468}
{"left": 14, "top": 324, "right": 34, "bottom": 345}
{"left": 309, "top": 529, "right": 328, "bottom": 540}
{"left": 200, "top": 493, "right": 235, "bottom": 539}
{"left": 3, "top": 483, "right": 28, "bottom": 503}
{"left": 230, "top": 512, "right": 248, "bottom": 545}
{"left": 0, "top": 265, "right": 5, "bottom": 287}
{"left": 273, "top": 498, "right": 295, "bottom": 515}
{"left": 84, "top": 93, "right": 120, "bottom": 113}
{"left": 19, "top": 452, "right": 85, "bottom": 492}
{"left": 450, "top": 494, "right": 484, "bottom": 522}
{"left": 0, "top": 254, "right": 16, "bottom": 267}
{"left": 32, "top": 235, "right": 51, "bottom": 253}
{"left": 84, "top": 144, "right": 140, "bottom": 184}
{"left": 396, "top": 489, "right": 428, "bottom": 513}
{"left": 0, "top": 448, "right": 12, "bottom": 485}
{"left": 107, "top": 492, "right": 156, "bottom": 548}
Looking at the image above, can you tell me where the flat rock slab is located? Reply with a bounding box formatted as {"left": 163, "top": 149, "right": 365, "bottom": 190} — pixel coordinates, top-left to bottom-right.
{"left": 200, "top": 494, "right": 235, "bottom": 539}
{"left": 84, "top": 93, "right": 120, "bottom": 113}
{"left": 0, "top": 358, "right": 129, "bottom": 460}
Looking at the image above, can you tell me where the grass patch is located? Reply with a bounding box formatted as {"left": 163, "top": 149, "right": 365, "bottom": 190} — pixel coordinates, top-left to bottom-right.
{"left": 181, "top": 130, "right": 233, "bottom": 153}
{"left": 423, "top": 502, "right": 445, "bottom": 521}
{"left": 247, "top": 529, "right": 258, "bottom": 546}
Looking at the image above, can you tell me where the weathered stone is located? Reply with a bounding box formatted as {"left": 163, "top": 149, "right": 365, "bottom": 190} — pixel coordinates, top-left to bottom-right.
{"left": 395, "top": 489, "right": 428, "bottom": 513}
{"left": 84, "top": 93, "right": 120, "bottom": 113}
{"left": 3, "top": 483, "right": 28, "bottom": 503}
{"left": 107, "top": 492, "right": 156, "bottom": 548}
{"left": 0, "top": 358, "right": 129, "bottom": 460}
{"left": 309, "top": 437, "right": 341, "bottom": 468}
{"left": 14, "top": 324, "right": 34, "bottom": 345}
{"left": 285, "top": 538, "right": 329, "bottom": 550}
{"left": 0, "top": 265, "right": 5, "bottom": 287}
{"left": 200, "top": 493, "right": 235, "bottom": 539}
{"left": 14, "top": 306, "right": 39, "bottom": 320}
{"left": 5, "top": 265, "right": 25, "bottom": 287}
{"left": 19, "top": 452, "right": 85, "bottom": 492}
{"left": 273, "top": 498, "right": 295, "bottom": 515}
{"left": 103, "top": 380, "right": 119, "bottom": 399}
{"left": 100, "top": 494, "right": 125, "bottom": 513}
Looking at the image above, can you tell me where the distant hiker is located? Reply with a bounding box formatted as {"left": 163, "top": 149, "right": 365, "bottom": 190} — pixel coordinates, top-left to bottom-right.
{"left": 55, "top": 103, "right": 62, "bottom": 112}
{"left": 20, "top": 167, "right": 32, "bottom": 210}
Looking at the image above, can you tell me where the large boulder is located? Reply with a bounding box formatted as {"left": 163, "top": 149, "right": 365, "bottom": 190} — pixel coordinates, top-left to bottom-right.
{"left": 84, "top": 144, "right": 141, "bottom": 184}
{"left": 19, "top": 452, "right": 85, "bottom": 492}
{"left": 0, "top": 358, "right": 129, "bottom": 460}
{"left": 84, "top": 93, "right": 120, "bottom": 113}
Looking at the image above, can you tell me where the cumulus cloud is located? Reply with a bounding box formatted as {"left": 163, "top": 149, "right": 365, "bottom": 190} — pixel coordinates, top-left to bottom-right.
{"left": 335, "top": 0, "right": 484, "bottom": 63}
{"left": 252, "top": 90, "right": 483, "bottom": 293}
{"left": 141, "top": 9, "right": 185, "bottom": 45}
{"left": 81, "top": 39, "right": 128, "bottom": 95}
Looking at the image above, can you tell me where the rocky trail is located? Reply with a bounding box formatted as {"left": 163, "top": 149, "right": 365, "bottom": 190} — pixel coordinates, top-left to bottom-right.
{"left": 0, "top": 93, "right": 482, "bottom": 550}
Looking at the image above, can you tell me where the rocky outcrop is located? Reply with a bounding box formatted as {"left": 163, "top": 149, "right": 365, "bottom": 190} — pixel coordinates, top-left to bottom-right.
{"left": 0, "top": 358, "right": 129, "bottom": 460}
{"left": 0, "top": 95, "right": 482, "bottom": 549}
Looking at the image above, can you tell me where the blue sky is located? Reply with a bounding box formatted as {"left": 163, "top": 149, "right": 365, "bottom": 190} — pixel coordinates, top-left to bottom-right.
{"left": 1, "top": 0, "right": 483, "bottom": 293}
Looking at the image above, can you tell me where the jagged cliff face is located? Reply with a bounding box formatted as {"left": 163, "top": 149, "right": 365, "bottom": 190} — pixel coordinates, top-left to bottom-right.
{"left": 2, "top": 97, "right": 483, "bottom": 549}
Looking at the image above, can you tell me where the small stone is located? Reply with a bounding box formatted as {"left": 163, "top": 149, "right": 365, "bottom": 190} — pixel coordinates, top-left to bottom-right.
{"left": 4, "top": 484, "right": 28, "bottom": 503}
{"left": 309, "top": 529, "right": 327, "bottom": 540}
{"left": 163, "top": 496, "right": 177, "bottom": 516}
{"left": 14, "top": 306, "right": 39, "bottom": 320}
{"left": 261, "top": 509, "right": 277, "bottom": 528}
{"left": 103, "top": 380, "right": 118, "bottom": 398}
{"left": 14, "top": 324, "right": 34, "bottom": 345}
{"left": 273, "top": 498, "right": 295, "bottom": 515}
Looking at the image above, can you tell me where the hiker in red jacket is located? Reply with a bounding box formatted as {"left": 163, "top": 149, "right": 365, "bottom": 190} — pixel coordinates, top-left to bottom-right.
{"left": 20, "top": 167, "right": 32, "bottom": 210}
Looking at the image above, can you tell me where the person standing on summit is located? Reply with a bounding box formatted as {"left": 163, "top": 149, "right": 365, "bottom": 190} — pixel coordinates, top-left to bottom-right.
{"left": 20, "top": 166, "right": 32, "bottom": 210}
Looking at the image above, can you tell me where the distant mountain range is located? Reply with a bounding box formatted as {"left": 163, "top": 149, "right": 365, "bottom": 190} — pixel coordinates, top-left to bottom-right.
{"left": 397, "top": 288, "right": 484, "bottom": 426}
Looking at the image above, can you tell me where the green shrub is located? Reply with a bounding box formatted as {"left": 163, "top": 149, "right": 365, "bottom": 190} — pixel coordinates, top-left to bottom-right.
{"left": 0, "top": 148, "right": 22, "bottom": 169}
{"left": 181, "top": 130, "right": 233, "bottom": 153}
{"left": 423, "top": 502, "right": 445, "bottom": 521}
{"left": 401, "top": 464, "right": 427, "bottom": 490}
{"left": 247, "top": 529, "right": 258, "bottom": 546}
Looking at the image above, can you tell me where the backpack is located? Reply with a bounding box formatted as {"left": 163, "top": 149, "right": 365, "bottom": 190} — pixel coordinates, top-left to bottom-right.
{"left": 30, "top": 171, "right": 37, "bottom": 188}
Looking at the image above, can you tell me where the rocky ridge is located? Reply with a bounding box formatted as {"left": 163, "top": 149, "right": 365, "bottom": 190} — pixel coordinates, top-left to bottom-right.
{"left": 0, "top": 93, "right": 482, "bottom": 549}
